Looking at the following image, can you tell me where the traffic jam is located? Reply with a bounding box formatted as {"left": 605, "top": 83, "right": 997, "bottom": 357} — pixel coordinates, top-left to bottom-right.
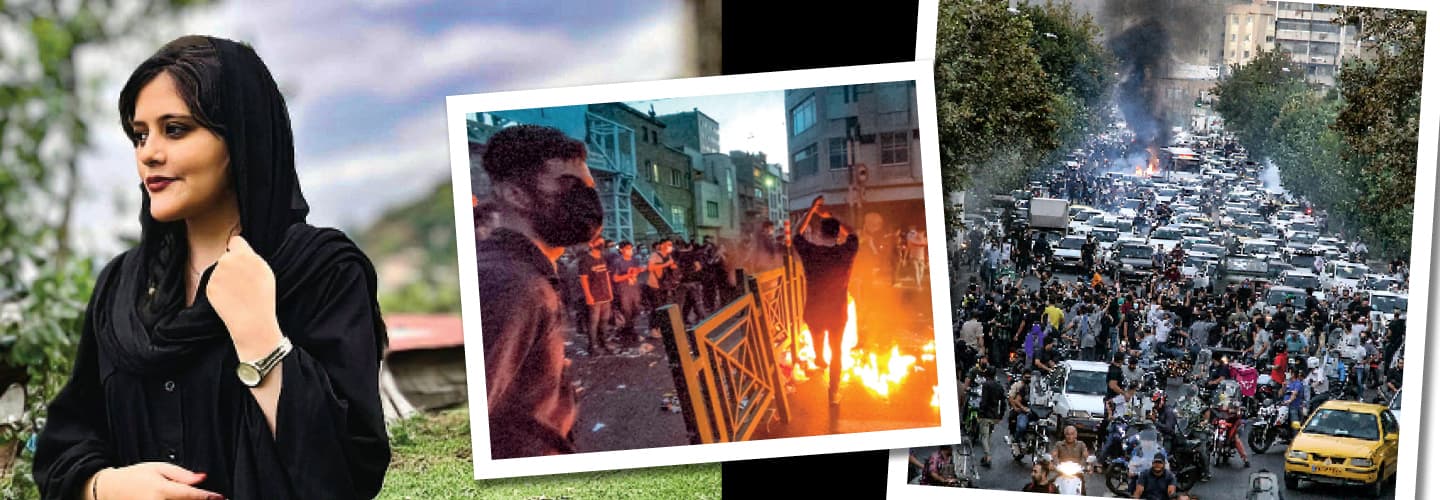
{"left": 913, "top": 125, "right": 1408, "bottom": 498}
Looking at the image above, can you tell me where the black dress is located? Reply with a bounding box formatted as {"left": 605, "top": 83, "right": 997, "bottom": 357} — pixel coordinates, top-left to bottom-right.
{"left": 34, "top": 37, "right": 389, "bottom": 499}
{"left": 34, "top": 225, "right": 391, "bottom": 500}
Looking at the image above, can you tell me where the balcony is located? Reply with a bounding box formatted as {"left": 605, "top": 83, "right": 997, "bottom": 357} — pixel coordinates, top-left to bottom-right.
{"left": 583, "top": 112, "right": 636, "bottom": 177}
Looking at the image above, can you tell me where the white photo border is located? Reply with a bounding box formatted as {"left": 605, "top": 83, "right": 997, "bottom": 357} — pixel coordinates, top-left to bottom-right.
{"left": 889, "top": 0, "right": 1436, "bottom": 498}
{"left": 446, "top": 61, "right": 961, "bottom": 480}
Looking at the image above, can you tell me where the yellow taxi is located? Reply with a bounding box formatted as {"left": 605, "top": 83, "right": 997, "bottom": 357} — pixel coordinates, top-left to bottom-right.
{"left": 1283, "top": 400, "right": 1399, "bottom": 497}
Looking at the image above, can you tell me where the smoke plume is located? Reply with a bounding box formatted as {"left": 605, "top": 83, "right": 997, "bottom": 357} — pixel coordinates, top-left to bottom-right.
{"left": 1098, "top": 0, "right": 1226, "bottom": 147}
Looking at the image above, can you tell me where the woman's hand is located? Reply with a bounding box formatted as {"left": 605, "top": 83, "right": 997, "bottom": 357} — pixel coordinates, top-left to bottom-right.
{"left": 89, "top": 463, "right": 222, "bottom": 500}
{"left": 207, "top": 235, "right": 283, "bottom": 360}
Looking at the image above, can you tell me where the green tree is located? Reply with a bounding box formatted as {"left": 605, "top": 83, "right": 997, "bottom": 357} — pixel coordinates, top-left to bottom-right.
{"left": 1, "top": 1, "right": 207, "bottom": 495}
{"left": 1020, "top": 0, "right": 1116, "bottom": 152}
{"left": 935, "top": 0, "right": 1059, "bottom": 222}
{"left": 1332, "top": 7, "right": 1424, "bottom": 257}
{"left": 1211, "top": 49, "right": 1309, "bottom": 161}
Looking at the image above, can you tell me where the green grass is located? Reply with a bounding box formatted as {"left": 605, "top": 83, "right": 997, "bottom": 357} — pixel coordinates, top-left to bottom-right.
{"left": 380, "top": 406, "right": 720, "bottom": 499}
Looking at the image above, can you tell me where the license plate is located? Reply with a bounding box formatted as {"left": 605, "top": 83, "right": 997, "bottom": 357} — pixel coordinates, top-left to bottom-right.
{"left": 1312, "top": 464, "right": 1344, "bottom": 476}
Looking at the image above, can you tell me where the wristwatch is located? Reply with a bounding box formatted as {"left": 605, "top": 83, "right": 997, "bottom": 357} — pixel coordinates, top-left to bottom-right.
{"left": 236, "top": 336, "right": 293, "bottom": 387}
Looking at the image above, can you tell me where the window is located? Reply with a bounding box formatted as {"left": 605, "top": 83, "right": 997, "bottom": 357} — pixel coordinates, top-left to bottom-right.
{"left": 880, "top": 131, "right": 909, "bottom": 165}
{"left": 725, "top": 172, "right": 733, "bottom": 194}
{"left": 1244, "top": 50, "right": 1251, "bottom": 58}
{"left": 1230, "top": 34, "right": 1237, "bottom": 41}
{"left": 828, "top": 85, "right": 859, "bottom": 104}
{"left": 792, "top": 143, "right": 819, "bottom": 176}
{"left": 755, "top": 187, "right": 763, "bottom": 199}
{"left": 829, "top": 137, "right": 850, "bottom": 170}
{"left": 754, "top": 167, "right": 761, "bottom": 179}
{"left": 672, "top": 207, "right": 685, "bottom": 227}
{"left": 706, "top": 201, "right": 719, "bottom": 218}
{"left": 1244, "top": 34, "right": 1250, "bottom": 42}
{"left": 671, "top": 168, "right": 683, "bottom": 187}
{"left": 651, "top": 162, "right": 660, "bottom": 182}
{"left": 790, "top": 96, "right": 816, "bottom": 136}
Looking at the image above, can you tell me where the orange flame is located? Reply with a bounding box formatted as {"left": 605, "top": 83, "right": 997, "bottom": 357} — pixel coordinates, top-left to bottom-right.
{"left": 789, "top": 295, "right": 936, "bottom": 402}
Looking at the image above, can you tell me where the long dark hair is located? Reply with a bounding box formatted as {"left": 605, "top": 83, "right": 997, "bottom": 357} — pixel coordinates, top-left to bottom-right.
{"left": 118, "top": 36, "right": 225, "bottom": 321}
{"left": 116, "top": 35, "right": 311, "bottom": 327}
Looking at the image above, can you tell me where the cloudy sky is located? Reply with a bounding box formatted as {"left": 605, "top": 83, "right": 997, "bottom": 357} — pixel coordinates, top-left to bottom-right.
{"left": 626, "top": 91, "right": 789, "bottom": 171}
{"left": 68, "top": 0, "right": 689, "bottom": 258}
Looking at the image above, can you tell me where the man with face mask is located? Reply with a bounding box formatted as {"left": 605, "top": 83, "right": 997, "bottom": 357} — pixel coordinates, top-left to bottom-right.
{"left": 646, "top": 240, "right": 681, "bottom": 338}
{"left": 608, "top": 241, "right": 644, "bottom": 342}
{"left": 577, "top": 234, "right": 615, "bottom": 356}
{"left": 474, "top": 125, "right": 604, "bottom": 458}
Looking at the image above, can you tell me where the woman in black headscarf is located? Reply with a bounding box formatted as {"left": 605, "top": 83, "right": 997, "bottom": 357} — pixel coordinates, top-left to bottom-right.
{"left": 33, "top": 36, "right": 390, "bottom": 500}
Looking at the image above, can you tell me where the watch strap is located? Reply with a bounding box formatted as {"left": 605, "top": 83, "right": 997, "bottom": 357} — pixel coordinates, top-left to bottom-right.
{"left": 250, "top": 337, "right": 293, "bottom": 376}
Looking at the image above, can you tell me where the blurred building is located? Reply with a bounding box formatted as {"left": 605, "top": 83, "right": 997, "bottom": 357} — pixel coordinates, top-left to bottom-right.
{"left": 693, "top": 152, "right": 740, "bottom": 242}
{"left": 1222, "top": 0, "right": 1278, "bottom": 68}
{"left": 730, "top": 151, "right": 789, "bottom": 233}
{"left": 1271, "top": 2, "right": 1362, "bottom": 87}
{"left": 784, "top": 82, "right": 925, "bottom": 233}
{"left": 1155, "top": 64, "right": 1221, "bottom": 134}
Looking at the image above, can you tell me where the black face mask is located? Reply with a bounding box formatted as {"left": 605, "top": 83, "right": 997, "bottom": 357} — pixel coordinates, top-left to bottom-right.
{"left": 527, "top": 177, "right": 604, "bottom": 248}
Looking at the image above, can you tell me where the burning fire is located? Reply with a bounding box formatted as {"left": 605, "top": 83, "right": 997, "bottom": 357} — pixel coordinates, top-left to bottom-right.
{"left": 783, "top": 294, "right": 936, "bottom": 402}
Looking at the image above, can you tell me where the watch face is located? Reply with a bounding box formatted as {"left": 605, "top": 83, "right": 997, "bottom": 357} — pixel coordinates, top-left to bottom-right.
{"left": 237, "top": 364, "right": 261, "bottom": 387}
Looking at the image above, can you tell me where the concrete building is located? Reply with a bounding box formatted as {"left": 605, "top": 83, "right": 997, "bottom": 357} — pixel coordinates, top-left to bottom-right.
{"left": 784, "top": 82, "right": 926, "bottom": 233}
{"left": 589, "top": 103, "right": 694, "bottom": 243}
{"left": 693, "top": 152, "right": 741, "bottom": 242}
{"left": 730, "top": 150, "right": 789, "bottom": 233}
{"left": 657, "top": 109, "right": 721, "bottom": 155}
{"left": 1271, "top": 1, "right": 1360, "bottom": 87}
{"left": 1222, "top": 0, "right": 1277, "bottom": 68}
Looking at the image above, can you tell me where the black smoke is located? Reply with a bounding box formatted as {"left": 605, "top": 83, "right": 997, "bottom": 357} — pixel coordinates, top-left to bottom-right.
{"left": 1099, "top": 0, "right": 1225, "bottom": 147}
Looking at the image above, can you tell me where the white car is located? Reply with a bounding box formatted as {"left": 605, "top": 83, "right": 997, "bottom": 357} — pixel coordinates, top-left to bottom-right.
{"left": 1054, "top": 236, "right": 1087, "bottom": 269}
{"left": 1326, "top": 261, "right": 1370, "bottom": 291}
{"left": 1053, "top": 360, "right": 1110, "bottom": 440}
{"left": 1279, "top": 269, "right": 1325, "bottom": 300}
{"left": 1368, "top": 290, "right": 1408, "bottom": 326}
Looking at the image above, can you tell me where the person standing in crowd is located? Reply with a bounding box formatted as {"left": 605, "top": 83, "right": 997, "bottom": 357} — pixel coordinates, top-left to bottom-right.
{"left": 577, "top": 234, "right": 615, "bottom": 356}
{"left": 608, "top": 241, "right": 645, "bottom": 343}
{"left": 792, "top": 195, "right": 860, "bottom": 405}
{"left": 645, "top": 240, "right": 680, "bottom": 337}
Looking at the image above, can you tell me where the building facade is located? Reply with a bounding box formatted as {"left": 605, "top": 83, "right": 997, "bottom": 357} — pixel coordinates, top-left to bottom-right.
{"left": 693, "top": 152, "right": 741, "bottom": 242}
{"left": 1222, "top": 0, "right": 1278, "bottom": 69}
{"left": 784, "top": 82, "right": 926, "bottom": 234}
{"left": 1271, "top": 1, "right": 1359, "bottom": 87}
{"left": 657, "top": 109, "right": 721, "bottom": 155}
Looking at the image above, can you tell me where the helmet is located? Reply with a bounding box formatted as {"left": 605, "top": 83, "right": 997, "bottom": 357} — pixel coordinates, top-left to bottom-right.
{"left": 1307, "top": 357, "right": 1320, "bottom": 370}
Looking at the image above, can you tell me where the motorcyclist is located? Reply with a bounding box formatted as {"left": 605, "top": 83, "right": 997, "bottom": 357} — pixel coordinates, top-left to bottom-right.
{"left": 1009, "top": 370, "right": 1036, "bottom": 456}
{"left": 1132, "top": 452, "right": 1179, "bottom": 500}
{"left": 920, "top": 446, "right": 962, "bottom": 486}
{"left": 1202, "top": 399, "right": 1251, "bottom": 467}
{"left": 1151, "top": 392, "right": 1180, "bottom": 449}
{"left": 1305, "top": 356, "right": 1330, "bottom": 411}
{"left": 1281, "top": 365, "right": 1309, "bottom": 426}
{"left": 1203, "top": 351, "right": 1229, "bottom": 401}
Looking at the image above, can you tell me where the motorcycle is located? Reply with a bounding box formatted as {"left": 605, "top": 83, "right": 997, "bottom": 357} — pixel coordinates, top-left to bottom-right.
{"left": 1248, "top": 399, "right": 1296, "bottom": 455}
{"left": 1209, "top": 407, "right": 1244, "bottom": 467}
{"left": 1055, "top": 458, "right": 1093, "bottom": 495}
{"left": 1007, "top": 405, "right": 1056, "bottom": 466}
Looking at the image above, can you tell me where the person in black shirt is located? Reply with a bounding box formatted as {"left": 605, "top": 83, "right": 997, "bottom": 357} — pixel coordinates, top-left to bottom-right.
{"left": 1133, "top": 452, "right": 1179, "bottom": 499}
{"left": 1107, "top": 352, "right": 1126, "bottom": 399}
{"left": 470, "top": 124, "right": 609, "bottom": 462}
{"left": 792, "top": 195, "right": 860, "bottom": 405}
{"left": 577, "top": 234, "right": 616, "bottom": 356}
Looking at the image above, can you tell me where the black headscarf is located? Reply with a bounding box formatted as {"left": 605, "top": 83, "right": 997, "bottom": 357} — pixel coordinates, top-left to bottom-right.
{"left": 93, "top": 36, "right": 384, "bottom": 375}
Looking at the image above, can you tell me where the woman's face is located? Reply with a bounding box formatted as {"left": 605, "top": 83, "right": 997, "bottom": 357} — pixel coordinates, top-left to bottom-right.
{"left": 131, "top": 72, "right": 232, "bottom": 223}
